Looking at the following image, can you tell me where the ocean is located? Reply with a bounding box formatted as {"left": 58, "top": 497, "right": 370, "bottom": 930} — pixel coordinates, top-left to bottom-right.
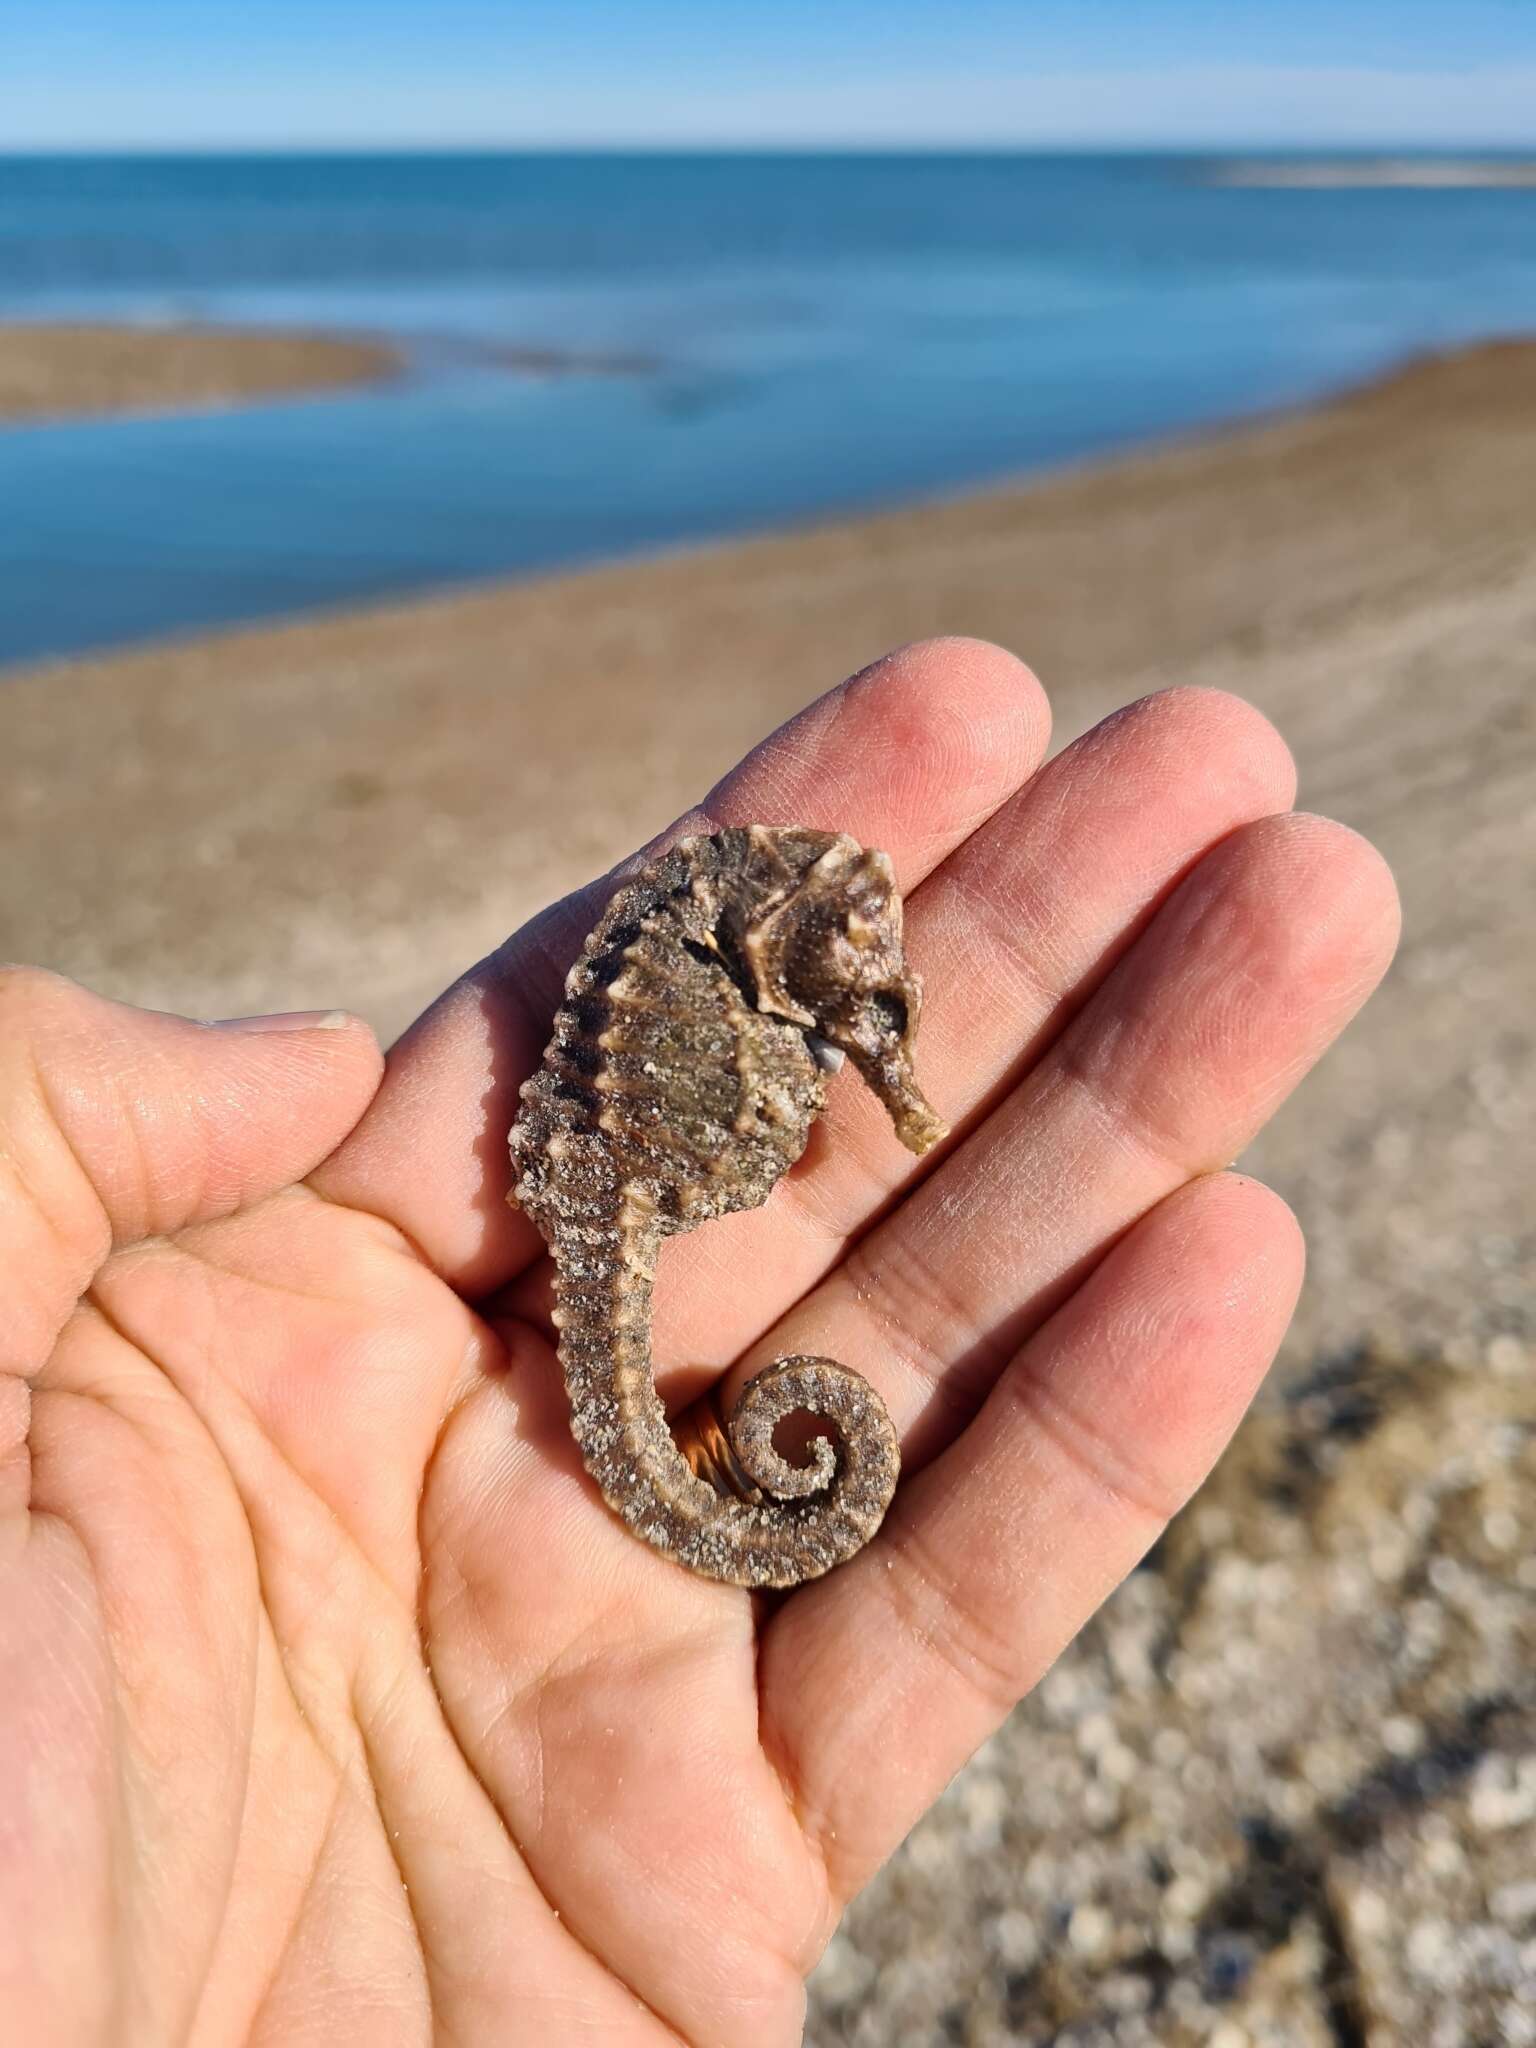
{"left": 4, "top": 150, "right": 1536, "bottom": 669}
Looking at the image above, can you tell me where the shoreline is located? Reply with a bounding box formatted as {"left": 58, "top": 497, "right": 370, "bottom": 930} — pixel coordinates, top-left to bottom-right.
{"left": 3, "top": 330, "right": 1518, "bottom": 674}
{"left": 0, "top": 319, "right": 405, "bottom": 422}
{"left": 1, "top": 336, "right": 1532, "bottom": 1377}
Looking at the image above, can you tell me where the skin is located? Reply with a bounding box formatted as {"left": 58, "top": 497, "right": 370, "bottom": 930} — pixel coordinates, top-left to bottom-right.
{"left": 0, "top": 638, "right": 1400, "bottom": 2047}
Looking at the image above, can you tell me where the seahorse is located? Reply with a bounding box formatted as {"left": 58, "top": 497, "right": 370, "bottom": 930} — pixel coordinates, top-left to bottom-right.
{"left": 509, "top": 825, "right": 946, "bottom": 1588}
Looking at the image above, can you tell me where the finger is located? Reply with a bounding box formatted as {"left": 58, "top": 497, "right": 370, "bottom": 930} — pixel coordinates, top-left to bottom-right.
{"left": 0, "top": 969, "right": 381, "bottom": 1374}
{"left": 600, "top": 684, "right": 1297, "bottom": 1393}
{"left": 760, "top": 1170, "right": 1305, "bottom": 1897}
{"left": 313, "top": 637, "right": 1050, "bottom": 1294}
{"left": 717, "top": 810, "right": 1398, "bottom": 1459}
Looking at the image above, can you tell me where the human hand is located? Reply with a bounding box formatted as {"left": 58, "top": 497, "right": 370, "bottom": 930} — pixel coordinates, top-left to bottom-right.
{"left": 2, "top": 640, "right": 1399, "bottom": 2046}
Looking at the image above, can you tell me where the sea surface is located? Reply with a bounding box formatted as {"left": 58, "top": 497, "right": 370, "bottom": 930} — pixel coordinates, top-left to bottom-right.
{"left": 4, "top": 151, "right": 1536, "bottom": 669}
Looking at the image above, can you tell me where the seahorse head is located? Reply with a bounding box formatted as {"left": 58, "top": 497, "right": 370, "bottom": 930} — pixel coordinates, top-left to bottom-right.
{"left": 741, "top": 835, "right": 948, "bottom": 1156}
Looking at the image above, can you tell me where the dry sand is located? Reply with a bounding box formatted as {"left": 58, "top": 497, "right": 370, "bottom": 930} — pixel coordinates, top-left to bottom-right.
{"left": 0, "top": 321, "right": 400, "bottom": 422}
{"left": 3, "top": 339, "right": 1534, "bottom": 2041}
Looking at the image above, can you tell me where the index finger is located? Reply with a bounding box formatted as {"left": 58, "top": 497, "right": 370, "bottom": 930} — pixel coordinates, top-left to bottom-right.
{"left": 310, "top": 638, "right": 1049, "bottom": 1294}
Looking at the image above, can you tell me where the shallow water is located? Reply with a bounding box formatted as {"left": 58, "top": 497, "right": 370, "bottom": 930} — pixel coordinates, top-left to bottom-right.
{"left": 4, "top": 151, "right": 1536, "bottom": 669}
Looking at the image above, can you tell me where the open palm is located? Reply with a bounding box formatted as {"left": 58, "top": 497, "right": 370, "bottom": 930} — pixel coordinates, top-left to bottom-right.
{"left": 3, "top": 640, "right": 1398, "bottom": 2047}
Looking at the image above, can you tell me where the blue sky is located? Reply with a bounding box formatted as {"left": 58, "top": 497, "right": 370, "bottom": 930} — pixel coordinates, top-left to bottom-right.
{"left": 5, "top": 1, "right": 1536, "bottom": 149}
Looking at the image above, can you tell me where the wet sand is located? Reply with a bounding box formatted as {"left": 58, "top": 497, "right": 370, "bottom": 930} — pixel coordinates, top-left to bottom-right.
{"left": 0, "top": 321, "right": 401, "bottom": 422}
{"left": 3, "top": 337, "right": 1534, "bottom": 2040}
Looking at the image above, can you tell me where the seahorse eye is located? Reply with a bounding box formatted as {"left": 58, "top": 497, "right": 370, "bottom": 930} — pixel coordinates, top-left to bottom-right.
{"left": 869, "top": 989, "right": 909, "bottom": 1038}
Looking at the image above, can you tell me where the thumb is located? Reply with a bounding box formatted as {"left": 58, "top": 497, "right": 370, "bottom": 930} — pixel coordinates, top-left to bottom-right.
{"left": 0, "top": 968, "right": 382, "bottom": 1372}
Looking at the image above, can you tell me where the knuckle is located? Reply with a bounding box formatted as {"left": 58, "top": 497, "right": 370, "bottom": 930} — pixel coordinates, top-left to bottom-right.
{"left": 1006, "top": 1367, "right": 1186, "bottom": 1527}
{"left": 884, "top": 1521, "right": 1034, "bottom": 1714}
{"left": 841, "top": 1233, "right": 1002, "bottom": 1419}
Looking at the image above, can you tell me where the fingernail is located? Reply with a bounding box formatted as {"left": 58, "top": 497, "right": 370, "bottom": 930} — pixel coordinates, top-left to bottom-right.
{"left": 210, "top": 1009, "right": 353, "bottom": 1033}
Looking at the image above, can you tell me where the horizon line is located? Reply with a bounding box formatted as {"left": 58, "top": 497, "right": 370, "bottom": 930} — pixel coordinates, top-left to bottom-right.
{"left": 6, "top": 139, "right": 1536, "bottom": 157}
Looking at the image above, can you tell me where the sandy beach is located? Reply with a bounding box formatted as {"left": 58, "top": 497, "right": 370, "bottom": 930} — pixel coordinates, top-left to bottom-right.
{"left": 0, "top": 321, "right": 400, "bottom": 422}
{"left": 1209, "top": 156, "right": 1536, "bottom": 187}
{"left": 3, "top": 338, "right": 1532, "bottom": 1368}
{"left": 4, "top": 339, "right": 1534, "bottom": 2039}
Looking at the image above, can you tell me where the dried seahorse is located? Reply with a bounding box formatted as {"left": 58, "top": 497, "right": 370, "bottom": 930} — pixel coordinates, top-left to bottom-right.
{"left": 508, "top": 826, "right": 946, "bottom": 1587}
